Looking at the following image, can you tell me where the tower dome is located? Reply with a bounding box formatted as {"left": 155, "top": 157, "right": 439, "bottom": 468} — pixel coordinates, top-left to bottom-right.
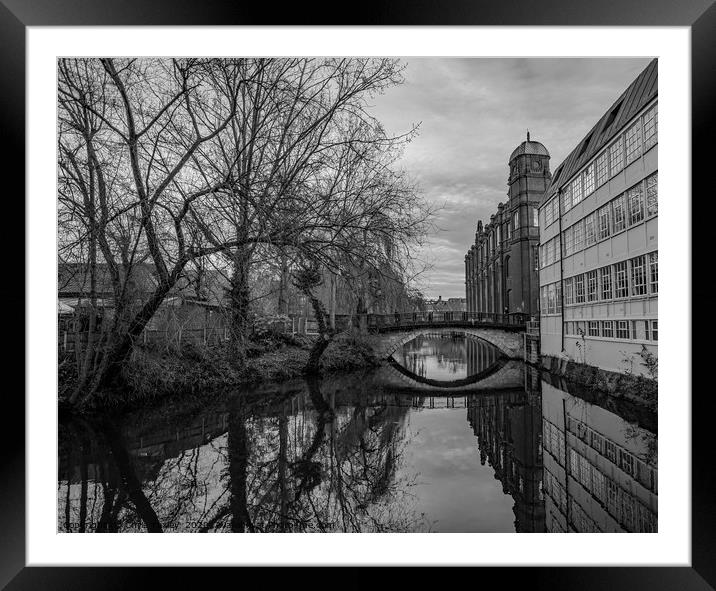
{"left": 509, "top": 131, "right": 550, "bottom": 162}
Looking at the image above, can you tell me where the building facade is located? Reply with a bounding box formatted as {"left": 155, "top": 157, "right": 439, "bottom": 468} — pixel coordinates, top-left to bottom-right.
{"left": 465, "top": 134, "right": 551, "bottom": 317}
{"left": 538, "top": 59, "right": 658, "bottom": 375}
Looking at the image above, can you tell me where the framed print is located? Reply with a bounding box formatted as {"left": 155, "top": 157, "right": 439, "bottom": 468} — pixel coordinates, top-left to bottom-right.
{"left": 4, "top": 0, "right": 714, "bottom": 587}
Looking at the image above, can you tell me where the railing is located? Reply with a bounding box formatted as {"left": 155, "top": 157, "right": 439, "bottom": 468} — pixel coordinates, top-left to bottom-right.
{"left": 365, "top": 311, "right": 529, "bottom": 332}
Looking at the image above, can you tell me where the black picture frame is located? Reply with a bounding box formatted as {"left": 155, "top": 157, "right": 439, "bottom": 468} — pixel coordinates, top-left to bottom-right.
{"left": 3, "top": 0, "right": 712, "bottom": 587}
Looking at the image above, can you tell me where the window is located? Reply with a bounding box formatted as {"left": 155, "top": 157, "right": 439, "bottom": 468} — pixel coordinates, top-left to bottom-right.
{"left": 563, "top": 226, "right": 574, "bottom": 256}
{"left": 583, "top": 164, "right": 595, "bottom": 196}
{"left": 625, "top": 120, "right": 642, "bottom": 165}
{"left": 614, "top": 261, "right": 629, "bottom": 298}
{"left": 598, "top": 205, "right": 611, "bottom": 240}
{"left": 609, "top": 137, "right": 624, "bottom": 175}
{"left": 546, "top": 239, "right": 554, "bottom": 266}
{"left": 646, "top": 172, "right": 658, "bottom": 217}
{"left": 630, "top": 255, "right": 647, "bottom": 296}
{"left": 513, "top": 211, "right": 519, "bottom": 233}
{"left": 616, "top": 320, "right": 630, "bottom": 339}
{"left": 631, "top": 320, "right": 642, "bottom": 340}
{"left": 587, "top": 270, "right": 598, "bottom": 302}
{"left": 620, "top": 450, "right": 635, "bottom": 477}
{"left": 541, "top": 286, "right": 548, "bottom": 313}
{"left": 627, "top": 184, "right": 644, "bottom": 226}
{"left": 562, "top": 184, "right": 573, "bottom": 213}
{"left": 563, "top": 277, "right": 574, "bottom": 306}
{"left": 588, "top": 321, "right": 600, "bottom": 337}
{"left": 602, "top": 320, "right": 614, "bottom": 338}
{"left": 644, "top": 320, "right": 651, "bottom": 341}
{"left": 595, "top": 151, "right": 609, "bottom": 187}
{"left": 605, "top": 440, "right": 618, "bottom": 463}
{"left": 547, "top": 283, "right": 556, "bottom": 315}
{"left": 575, "top": 274, "right": 585, "bottom": 303}
{"left": 600, "top": 266, "right": 613, "bottom": 300}
{"left": 556, "top": 281, "right": 562, "bottom": 313}
{"left": 532, "top": 206, "right": 539, "bottom": 227}
{"left": 564, "top": 321, "right": 572, "bottom": 335}
{"left": 584, "top": 212, "right": 596, "bottom": 246}
{"left": 643, "top": 104, "right": 658, "bottom": 151}
{"left": 572, "top": 176, "right": 583, "bottom": 206}
{"left": 573, "top": 220, "right": 584, "bottom": 252}
{"left": 545, "top": 199, "right": 555, "bottom": 226}
{"left": 649, "top": 252, "right": 658, "bottom": 294}
{"left": 651, "top": 320, "right": 658, "bottom": 341}
{"left": 612, "top": 193, "right": 626, "bottom": 232}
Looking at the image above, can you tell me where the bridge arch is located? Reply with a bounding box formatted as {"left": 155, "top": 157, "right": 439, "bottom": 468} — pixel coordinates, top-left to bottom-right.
{"left": 374, "top": 326, "right": 523, "bottom": 360}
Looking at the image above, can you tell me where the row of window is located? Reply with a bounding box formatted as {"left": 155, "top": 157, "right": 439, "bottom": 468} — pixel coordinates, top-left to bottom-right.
{"left": 540, "top": 172, "right": 657, "bottom": 268}
{"left": 565, "top": 319, "right": 658, "bottom": 341}
{"left": 567, "top": 416, "right": 657, "bottom": 493}
{"left": 560, "top": 103, "right": 658, "bottom": 216}
{"left": 562, "top": 172, "right": 657, "bottom": 257}
{"left": 567, "top": 448, "right": 656, "bottom": 533}
{"left": 470, "top": 206, "right": 540, "bottom": 266}
{"left": 542, "top": 423, "right": 656, "bottom": 533}
{"left": 540, "top": 251, "right": 657, "bottom": 316}
{"left": 564, "top": 252, "right": 657, "bottom": 305}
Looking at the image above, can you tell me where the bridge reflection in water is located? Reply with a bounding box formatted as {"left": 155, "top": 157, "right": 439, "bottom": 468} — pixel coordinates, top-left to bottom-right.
{"left": 58, "top": 339, "right": 657, "bottom": 533}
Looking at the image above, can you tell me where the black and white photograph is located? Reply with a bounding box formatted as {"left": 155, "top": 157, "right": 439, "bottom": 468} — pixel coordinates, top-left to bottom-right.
{"left": 55, "top": 55, "right": 659, "bottom": 535}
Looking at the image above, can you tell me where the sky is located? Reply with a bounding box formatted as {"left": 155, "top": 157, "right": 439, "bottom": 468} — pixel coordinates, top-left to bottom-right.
{"left": 369, "top": 58, "right": 652, "bottom": 300}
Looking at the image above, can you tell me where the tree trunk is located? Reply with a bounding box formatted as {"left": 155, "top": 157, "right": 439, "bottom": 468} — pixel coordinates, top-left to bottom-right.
{"left": 228, "top": 399, "right": 253, "bottom": 532}
{"left": 304, "top": 291, "right": 333, "bottom": 374}
{"left": 228, "top": 247, "right": 252, "bottom": 357}
{"left": 277, "top": 255, "right": 289, "bottom": 315}
{"left": 70, "top": 281, "right": 175, "bottom": 408}
{"left": 329, "top": 273, "right": 336, "bottom": 330}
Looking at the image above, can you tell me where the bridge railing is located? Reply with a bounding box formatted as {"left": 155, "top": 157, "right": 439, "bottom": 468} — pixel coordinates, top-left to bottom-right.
{"left": 366, "top": 311, "right": 528, "bottom": 332}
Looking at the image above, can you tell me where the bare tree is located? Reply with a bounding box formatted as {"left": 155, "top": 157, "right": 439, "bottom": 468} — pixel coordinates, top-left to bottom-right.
{"left": 58, "top": 57, "right": 432, "bottom": 407}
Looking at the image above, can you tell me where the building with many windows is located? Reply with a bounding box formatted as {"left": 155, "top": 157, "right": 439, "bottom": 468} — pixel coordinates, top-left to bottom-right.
{"left": 538, "top": 59, "right": 658, "bottom": 375}
{"left": 465, "top": 134, "right": 551, "bottom": 316}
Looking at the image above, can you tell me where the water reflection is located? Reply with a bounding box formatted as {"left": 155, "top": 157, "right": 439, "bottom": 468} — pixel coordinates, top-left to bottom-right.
{"left": 58, "top": 348, "right": 657, "bottom": 533}
{"left": 392, "top": 333, "right": 501, "bottom": 382}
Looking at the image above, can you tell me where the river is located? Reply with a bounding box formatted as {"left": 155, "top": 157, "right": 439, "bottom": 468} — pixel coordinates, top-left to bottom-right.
{"left": 58, "top": 333, "right": 657, "bottom": 533}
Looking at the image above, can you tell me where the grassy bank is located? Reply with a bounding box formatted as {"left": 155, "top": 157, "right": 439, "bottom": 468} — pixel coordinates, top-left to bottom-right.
{"left": 539, "top": 354, "right": 657, "bottom": 412}
{"left": 78, "top": 331, "right": 382, "bottom": 410}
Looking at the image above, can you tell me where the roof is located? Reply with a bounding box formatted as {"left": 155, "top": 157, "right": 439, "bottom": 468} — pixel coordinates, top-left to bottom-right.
{"left": 58, "top": 262, "right": 159, "bottom": 296}
{"left": 509, "top": 139, "right": 550, "bottom": 162}
{"left": 543, "top": 58, "right": 657, "bottom": 201}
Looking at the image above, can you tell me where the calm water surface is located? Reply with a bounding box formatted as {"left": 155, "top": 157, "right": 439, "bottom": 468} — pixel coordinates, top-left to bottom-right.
{"left": 58, "top": 334, "right": 657, "bottom": 533}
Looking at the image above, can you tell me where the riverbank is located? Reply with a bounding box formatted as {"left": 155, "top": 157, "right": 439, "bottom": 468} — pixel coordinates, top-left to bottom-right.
{"left": 538, "top": 354, "right": 657, "bottom": 413}
{"left": 73, "top": 332, "right": 383, "bottom": 411}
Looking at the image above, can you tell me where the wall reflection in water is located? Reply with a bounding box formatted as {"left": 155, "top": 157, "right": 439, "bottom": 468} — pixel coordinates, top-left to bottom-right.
{"left": 395, "top": 334, "right": 500, "bottom": 381}
{"left": 58, "top": 361, "right": 657, "bottom": 533}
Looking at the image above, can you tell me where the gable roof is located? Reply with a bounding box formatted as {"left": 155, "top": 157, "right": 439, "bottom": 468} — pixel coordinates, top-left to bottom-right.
{"left": 542, "top": 58, "right": 658, "bottom": 202}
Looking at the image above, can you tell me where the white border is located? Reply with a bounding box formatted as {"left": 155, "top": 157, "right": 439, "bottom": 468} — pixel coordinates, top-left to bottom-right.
{"left": 27, "top": 26, "right": 690, "bottom": 566}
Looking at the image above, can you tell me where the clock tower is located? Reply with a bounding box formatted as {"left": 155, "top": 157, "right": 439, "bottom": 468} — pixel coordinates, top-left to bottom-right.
{"left": 506, "top": 132, "right": 551, "bottom": 316}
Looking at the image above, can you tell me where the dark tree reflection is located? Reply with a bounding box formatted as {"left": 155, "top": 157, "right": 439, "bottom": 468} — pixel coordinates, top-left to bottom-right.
{"left": 59, "top": 375, "right": 426, "bottom": 532}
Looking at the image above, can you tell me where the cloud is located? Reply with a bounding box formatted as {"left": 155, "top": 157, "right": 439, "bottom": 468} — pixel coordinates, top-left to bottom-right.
{"left": 371, "top": 57, "right": 652, "bottom": 298}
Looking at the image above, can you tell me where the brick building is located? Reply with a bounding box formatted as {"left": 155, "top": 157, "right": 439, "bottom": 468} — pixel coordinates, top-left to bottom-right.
{"left": 465, "top": 134, "right": 552, "bottom": 316}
